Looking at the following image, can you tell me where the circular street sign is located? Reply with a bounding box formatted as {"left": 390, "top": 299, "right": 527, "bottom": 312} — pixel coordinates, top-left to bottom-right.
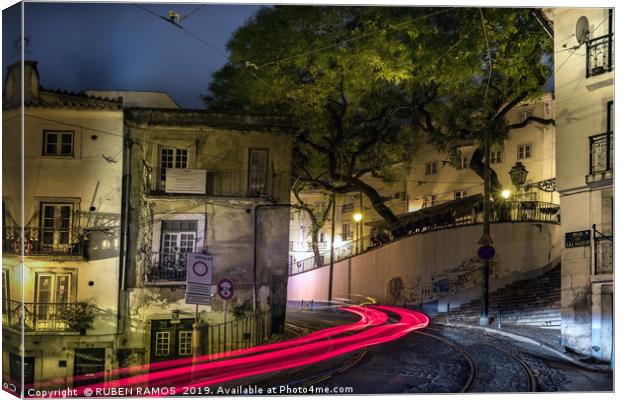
{"left": 192, "top": 261, "right": 208, "bottom": 276}
{"left": 477, "top": 245, "right": 496, "bottom": 261}
{"left": 217, "top": 278, "right": 234, "bottom": 300}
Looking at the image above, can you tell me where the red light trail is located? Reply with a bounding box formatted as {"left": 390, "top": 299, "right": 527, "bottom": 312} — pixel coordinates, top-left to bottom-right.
{"left": 28, "top": 306, "right": 428, "bottom": 397}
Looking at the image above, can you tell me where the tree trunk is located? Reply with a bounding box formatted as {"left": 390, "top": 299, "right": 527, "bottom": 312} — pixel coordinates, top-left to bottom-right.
{"left": 349, "top": 177, "right": 407, "bottom": 237}
{"left": 310, "top": 227, "right": 322, "bottom": 266}
{"left": 469, "top": 146, "right": 503, "bottom": 198}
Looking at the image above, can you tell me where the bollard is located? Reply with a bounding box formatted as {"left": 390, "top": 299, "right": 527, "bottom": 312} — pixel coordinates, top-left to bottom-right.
{"left": 301, "top": 299, "right": 304, "bottom": 309}
{"left": 498, "top": 308, "right": 502, "bottom": 329}
{"left": 310, "top": 299, "right": 314, "bottom": 309}
{"left": 447, "top": 302, "right": 450, "bottom": 324}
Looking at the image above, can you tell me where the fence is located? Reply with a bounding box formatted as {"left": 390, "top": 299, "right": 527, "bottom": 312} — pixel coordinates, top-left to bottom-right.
{"left": 289, "top": 200, "right": 560, "bottom": 276}
{"left": 589, "top": 132, "right": 613, "bottom": 174}
{"left": 3, "top": 227, "right": 85, "bottom": 257}
{"left": 204, "top": 310, "right": 271, "bottom": 359}
{"left": 586, "top": 34, "right": 613, "bottom": 78}
{"left": 2, "top": 300, "right": 80, "bottom": 333}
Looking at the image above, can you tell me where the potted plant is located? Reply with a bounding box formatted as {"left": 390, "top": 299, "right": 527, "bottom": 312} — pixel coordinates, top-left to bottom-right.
{"left": 58, "top": 302, "right": 96, "bottom": 335}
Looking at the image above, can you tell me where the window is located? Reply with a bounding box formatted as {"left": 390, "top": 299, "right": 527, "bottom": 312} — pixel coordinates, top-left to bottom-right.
{"left": 160, "top": 221, "right": 197, "bottom": 272}
{"left": 490, "top": 150, "right": 503, "bottom": 164}
{"left": 517, "top": 109, "right": 533, "bottom": 124}
{"left": 517, "top": 144, "right": 532, "bottom": 159}
{"left": 289, "top": 240, "right": 294, "bottom": 251}
{"left": 341, "top": 203, "right": 354, "bottom": 213}
{"left": 248, "top": 149, "right": 268, "bottom": 195}
{"left": 454, "top": 190, "right": 469, "bottom": 200}
{"left": 159, "top": 147, "right": 188, "bottom": 189}
{"left": 40, "top": 203, "right": 73, "bottom": 248}
{"left": 424, "top": 161, "right": 438, "bottom": 175}
{"left": 178, "top": 331, "right": 193, "bottom": 356}
{"left": 455, "top": 155, "right": 469, "bottom": 170}
{"left": 43, "top": 131, "right": 73, "bottom": 156}
{"left": 423, "top": 195, "right": 437, "bottom": 208}
{"left": 155, "top": 332, "right": 171, "bottom": 356}
{"left": 35, "top": 273, "right": 72, "bottom": 321}
{"left": 342, "top": 224, "right": 352, "bottom": 240}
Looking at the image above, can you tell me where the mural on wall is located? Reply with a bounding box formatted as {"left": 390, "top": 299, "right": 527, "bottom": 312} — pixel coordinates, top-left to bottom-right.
{"left": 387, "top": 256, "right": 509, "bottom": 305}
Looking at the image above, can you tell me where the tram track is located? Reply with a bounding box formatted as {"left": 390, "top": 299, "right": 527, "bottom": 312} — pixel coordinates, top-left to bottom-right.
{"left": 427, "top": 326, "right": 538, "bottom": 392}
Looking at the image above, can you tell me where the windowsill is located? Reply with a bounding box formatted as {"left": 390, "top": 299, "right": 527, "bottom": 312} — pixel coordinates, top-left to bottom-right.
{"left": 586, "top": 170, "right": 613, "bottom": 188}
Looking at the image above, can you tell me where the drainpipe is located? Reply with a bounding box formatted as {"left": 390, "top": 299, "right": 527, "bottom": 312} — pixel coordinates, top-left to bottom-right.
{"left": 117, "top": 123, "right": 132, "bottom": 335}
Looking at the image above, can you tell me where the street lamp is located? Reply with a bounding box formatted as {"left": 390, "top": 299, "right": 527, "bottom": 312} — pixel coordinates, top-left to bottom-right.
{"left": 509, "top": 162, "right": 529, "bottom": 196}
{"left": 353, "top": 212, "right": 363, "bottom": 253}
{"left": 500, "top": 189, "right": 511, "bottom": 199}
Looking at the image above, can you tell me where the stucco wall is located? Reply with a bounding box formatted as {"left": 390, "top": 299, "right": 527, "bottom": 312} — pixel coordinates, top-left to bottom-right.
{"left": 288, "top": 222, "right": 561, "bottom": 310}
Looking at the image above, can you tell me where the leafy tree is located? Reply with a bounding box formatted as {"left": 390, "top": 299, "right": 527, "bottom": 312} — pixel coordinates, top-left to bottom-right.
{"left": 205, "top": 6, "right": 552, "bottom": 234}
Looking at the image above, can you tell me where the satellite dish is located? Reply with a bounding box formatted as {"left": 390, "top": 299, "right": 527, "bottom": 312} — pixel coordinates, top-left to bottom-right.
{"left": 575, "top": 16, "right": 590, "bottom": 45}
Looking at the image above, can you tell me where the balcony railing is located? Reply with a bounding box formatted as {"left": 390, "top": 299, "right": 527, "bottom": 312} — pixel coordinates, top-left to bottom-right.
{"left": 2, "top": 300, "right": 80, "bottom": 333}
{"left": 289, "top": 200, "right": 560, "bottom": 276}
{"left": 586, "top": 34, "right": 613, "bottom": 78}
{"left": 148, "top": 168, "right": 285, "bottom": 200}
{"left": 2, "top": 227, "right": 85, "bottom": 256}
{"left": 144, "top": 251, "right": 188, "bottom": 283}
{"left": 589, "top": 132, "right": 613, "bottom": 175}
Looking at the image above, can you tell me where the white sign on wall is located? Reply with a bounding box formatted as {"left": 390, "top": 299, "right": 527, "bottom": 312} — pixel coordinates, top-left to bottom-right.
{"left": 165, "top": 168, "right": 207, "bottom": 194}
{"left": 185, "top": 253, "right": 214, "bottom": 305}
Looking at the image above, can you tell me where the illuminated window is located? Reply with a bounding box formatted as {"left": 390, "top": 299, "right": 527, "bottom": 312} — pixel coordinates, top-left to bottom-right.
{"left": 517, "top": 109, "right": 533, "bottom": 124}
{"left": 423, "top": 195, "right": 437, "bottom": 207}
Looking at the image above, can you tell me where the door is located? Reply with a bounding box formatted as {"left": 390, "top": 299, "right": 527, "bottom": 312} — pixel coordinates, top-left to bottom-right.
{"left": 35, "top": 273, "right": 71, "bottom": 329}
{"left": 248, "top": 149, "right": 268, "bottom": 196}
{"left": 149, "top": 319, "right": 194, "bottom": 364}
{"left": 40, "top": 203, "right": 73, "bottom": 250}
{"left": 9, "top": 353, "right": 35, "bottom": 390}
{"left": 73, "top": 348, "right": 106, "bottom": 386}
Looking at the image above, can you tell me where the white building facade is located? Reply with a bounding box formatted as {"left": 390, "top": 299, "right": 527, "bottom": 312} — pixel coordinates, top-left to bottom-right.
{"left": 549, "top": 8, "right": 613, "bottom": 361}
{"left": 2, "top": 61, "right": 124, "bottom": 389}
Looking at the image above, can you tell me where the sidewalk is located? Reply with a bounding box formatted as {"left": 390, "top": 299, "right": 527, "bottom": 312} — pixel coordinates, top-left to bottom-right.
{"left": 438, "top": 322, "right": 612, "bottom": 372}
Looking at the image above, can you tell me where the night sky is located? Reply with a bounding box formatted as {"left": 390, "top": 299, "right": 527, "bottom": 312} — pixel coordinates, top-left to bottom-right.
{"left": 2, "top": 2, "right": 263, "bottom": 108}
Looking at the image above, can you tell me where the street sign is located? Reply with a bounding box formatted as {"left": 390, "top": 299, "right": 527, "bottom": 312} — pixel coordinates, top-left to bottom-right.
{"left": 565, "top": 230, "right": 591, "bottom": 248}
{"left": 477, "top": 245, "right": 496, "bottom": 260}
{"left": 185, "top": 253, "right": 214, "bottom": 305}
{"left": 217, "top": 278, "right": 234, "bottom": 300}
{"left": 186, "top": 253, "right": 213, "bottom": 285}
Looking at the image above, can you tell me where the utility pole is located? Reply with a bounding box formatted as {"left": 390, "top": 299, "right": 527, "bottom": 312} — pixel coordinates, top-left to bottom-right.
{"left": 480, "top": 130, "right": 492, "bottom": 326}
{"left": 328, "top": 193, "right": 336, "bottom": 302}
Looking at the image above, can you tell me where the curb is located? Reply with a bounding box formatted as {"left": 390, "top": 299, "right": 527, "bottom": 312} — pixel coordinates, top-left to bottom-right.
{"left": 438, "top": 322, "right": 610, "bottom": 372}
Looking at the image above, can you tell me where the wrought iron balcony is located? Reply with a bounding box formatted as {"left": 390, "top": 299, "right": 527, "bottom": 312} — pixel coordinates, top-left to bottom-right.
{"left": 588, "top": 132, "right": 613, "bottom": 186}
{"left": 2, "top": 227, "right": 85, "bottom": 257}
{"left": 144, "top": 251, "right": 188, "bottom": 284}
{"left": 2, "top": 300, "right": 81, "bottom": 333}
{"left": 586, "top": 34, "right": 613, "bottom": 78}
{"left": 147, "top": 168, "right": 284, "bottom": 200}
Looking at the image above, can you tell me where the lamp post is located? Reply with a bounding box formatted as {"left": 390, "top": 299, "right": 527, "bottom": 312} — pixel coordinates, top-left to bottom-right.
{"left": 479, "top": 130, "right": 492, "bottom": 326}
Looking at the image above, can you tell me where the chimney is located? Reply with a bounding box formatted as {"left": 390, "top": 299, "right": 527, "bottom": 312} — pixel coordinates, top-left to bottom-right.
{"left": 4, "top": 60, "right": 39, "bottom": 107}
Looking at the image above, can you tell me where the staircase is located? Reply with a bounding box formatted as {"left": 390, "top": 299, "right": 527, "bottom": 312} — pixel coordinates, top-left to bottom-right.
{"left": 434, "top": 264, "right": 561, "bottom": 328}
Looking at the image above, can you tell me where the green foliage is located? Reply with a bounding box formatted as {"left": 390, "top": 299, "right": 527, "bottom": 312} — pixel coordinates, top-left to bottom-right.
{"left": 204, "top": 6, "right": 552, "bottom": 230}
{"left": 58, "top": 302, "right": 96, "bottom": 333}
